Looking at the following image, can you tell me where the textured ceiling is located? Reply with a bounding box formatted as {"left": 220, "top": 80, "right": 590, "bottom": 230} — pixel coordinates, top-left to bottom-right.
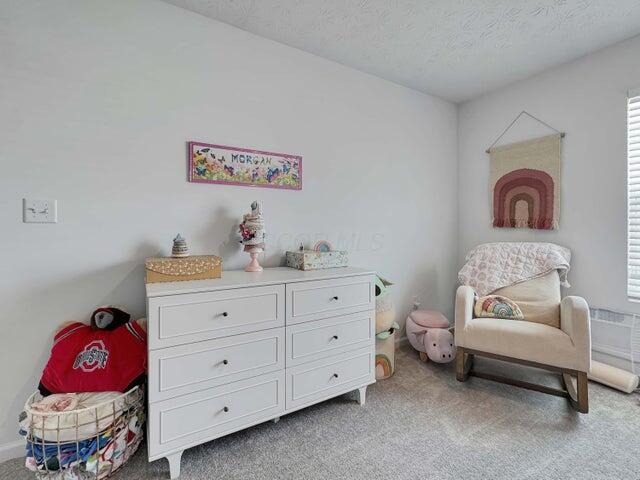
{"left": 162, "top": 0, "right": 640, "bottom": 102}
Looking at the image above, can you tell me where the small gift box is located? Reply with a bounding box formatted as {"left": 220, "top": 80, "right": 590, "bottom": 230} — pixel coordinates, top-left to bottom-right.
{"left": 286, "top": 250, "right": 348, "bottom": 271}
{"left": 145, "top": 255, "right": 222, "bottom": 283}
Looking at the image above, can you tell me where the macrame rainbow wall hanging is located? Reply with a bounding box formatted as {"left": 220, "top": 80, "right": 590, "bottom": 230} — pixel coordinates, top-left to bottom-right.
{"left": 487, "top": 112, "right": 563, "bottom": 230}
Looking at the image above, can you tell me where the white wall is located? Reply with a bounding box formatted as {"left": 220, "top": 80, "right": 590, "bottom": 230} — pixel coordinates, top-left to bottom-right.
{"left": 458, "top": 36, "right": 640, "bottom": 363}
{"left": 0, "top": 0, "right": 458, "bottom": 452}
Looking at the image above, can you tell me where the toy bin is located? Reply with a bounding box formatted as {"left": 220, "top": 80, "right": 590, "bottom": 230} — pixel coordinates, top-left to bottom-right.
{"left": 375, "top": 329, "right": 397, "bottom": 380}
{"left": 374, "top": 276, "right": 397, "bottom": 380}
{"left": 19, "top": 386, "right": 145, "bottom": 479}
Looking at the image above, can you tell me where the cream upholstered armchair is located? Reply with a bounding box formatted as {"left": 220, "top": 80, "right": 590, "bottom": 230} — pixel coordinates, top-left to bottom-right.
{"left": 455, "top": 271, "right": 591, "bottom": 413}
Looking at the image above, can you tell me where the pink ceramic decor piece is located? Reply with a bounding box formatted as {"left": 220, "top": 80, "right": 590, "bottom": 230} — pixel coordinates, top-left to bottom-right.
{"left": 244, "top": 247, "right": 263, "bottom": 272}
{"left": 239, "top": 201, "right": 266, "bottom": 272}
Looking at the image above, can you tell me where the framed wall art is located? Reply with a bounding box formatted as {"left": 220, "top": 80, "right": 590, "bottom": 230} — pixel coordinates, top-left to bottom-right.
{"left": 188, "top": 141, "right": 302, "bottom": 190}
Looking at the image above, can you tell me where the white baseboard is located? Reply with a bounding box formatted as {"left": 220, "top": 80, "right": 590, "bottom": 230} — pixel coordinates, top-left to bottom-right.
{"left": 0, "top": 439, "right": 24, "bottom": 463}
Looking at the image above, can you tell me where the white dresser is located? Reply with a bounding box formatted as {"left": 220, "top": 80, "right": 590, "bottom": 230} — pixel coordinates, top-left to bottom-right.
{"left": 145, "top": 267, "right": 376, "bottom": 479}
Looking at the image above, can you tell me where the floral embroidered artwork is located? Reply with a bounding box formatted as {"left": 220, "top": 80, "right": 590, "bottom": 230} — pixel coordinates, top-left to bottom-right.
{"left": 188, "top": 142, "right": 302, "bottom": 190}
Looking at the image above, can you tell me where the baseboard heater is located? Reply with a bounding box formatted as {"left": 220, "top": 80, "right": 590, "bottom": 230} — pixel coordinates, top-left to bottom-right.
{"left": 590, "top": 307, "right": 640, "bottom": 374}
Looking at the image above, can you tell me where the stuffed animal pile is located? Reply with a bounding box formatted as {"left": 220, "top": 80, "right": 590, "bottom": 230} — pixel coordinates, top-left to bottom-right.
{"left": 38, "top": 306, "right": 147, "bottom": 395}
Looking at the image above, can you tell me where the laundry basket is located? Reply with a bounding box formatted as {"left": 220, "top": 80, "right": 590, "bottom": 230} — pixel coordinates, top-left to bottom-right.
{"left": 19, "top": 386, "right": 145, "bottom": 479}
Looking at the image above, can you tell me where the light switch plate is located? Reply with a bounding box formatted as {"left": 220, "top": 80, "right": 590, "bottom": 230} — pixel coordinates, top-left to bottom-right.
{"left": 23, "top": 198, "right": 57, "bottom": 223}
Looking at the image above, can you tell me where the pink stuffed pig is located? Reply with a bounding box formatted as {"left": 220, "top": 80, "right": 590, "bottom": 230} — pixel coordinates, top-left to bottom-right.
{"left": 405, "top": 310, "right": 456, "bottom": 363}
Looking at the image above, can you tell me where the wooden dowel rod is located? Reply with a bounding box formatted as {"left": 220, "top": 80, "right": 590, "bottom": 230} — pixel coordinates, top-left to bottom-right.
{"left": 485, "top": 132, "right": 566, "bottom": 154}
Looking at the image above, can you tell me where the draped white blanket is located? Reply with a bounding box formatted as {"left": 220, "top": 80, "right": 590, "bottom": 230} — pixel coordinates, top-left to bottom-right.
{"left": 458, "top": 242, "right": 571, "bottom": 296}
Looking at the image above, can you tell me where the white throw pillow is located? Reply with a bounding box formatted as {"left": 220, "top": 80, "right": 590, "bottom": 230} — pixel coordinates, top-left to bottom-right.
{"left": 491, "top": 270, "right": 561, "bottom": 328}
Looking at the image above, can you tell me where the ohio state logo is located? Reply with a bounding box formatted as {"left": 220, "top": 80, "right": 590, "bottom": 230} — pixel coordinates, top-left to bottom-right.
{"left": 73, "top": 340, "right": 109, "bottom": 372}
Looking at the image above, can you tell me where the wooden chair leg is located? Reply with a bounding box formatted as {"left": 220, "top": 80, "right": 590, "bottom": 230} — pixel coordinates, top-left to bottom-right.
{"left": 577, "top": 371, "right": 589, "bottom": 413}
{"left": 562, "top": 371, "right": 589, "bottom": 413}
{"left": 456, "top": 348, "right": 464, "bottom": 381}
{"left": 456, "top": 348, "right": 473, "bottom": 382}
{"left": 457, "top": 348, "right": 590, "bottom": 413}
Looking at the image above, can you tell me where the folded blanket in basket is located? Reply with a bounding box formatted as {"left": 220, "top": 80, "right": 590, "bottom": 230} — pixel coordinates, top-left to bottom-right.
{"left": 85, "top": 419, "right": 143, "bottom": 478}
{"left": 19, "top": 391, "right": 131, "bottom": 442}
{"left": 19, "top": 389, "right": 145, "bottom": 479}
{"left": 25, "top": 432, "right": 111, "bottom": 471}
{"left": 22, "top": 414, "right": 143, "bottom": 478}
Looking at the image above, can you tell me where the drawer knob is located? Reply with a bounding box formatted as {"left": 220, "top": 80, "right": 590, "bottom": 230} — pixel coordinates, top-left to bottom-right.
{"left": 331, "top": 296, "right": 339, "bottom": 301}
{"left": 222, "top": 359, "right": 229, "bottom": 365}
{"left": 332, "top": 373, "right": 339, "bottom": 378}
{"left": 223, "top": 406, "right": 229, "bottom": 413}
{"left": 222, "top": 312, "right": 228, "bottom": 317}
{"left": 332, "top": 335, "right": 339, "bottom": 340}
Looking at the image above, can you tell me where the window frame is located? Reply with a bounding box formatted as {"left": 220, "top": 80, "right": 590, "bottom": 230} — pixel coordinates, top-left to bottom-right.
{"left": 627, "top": 88, "right": 640, "bottom": 300}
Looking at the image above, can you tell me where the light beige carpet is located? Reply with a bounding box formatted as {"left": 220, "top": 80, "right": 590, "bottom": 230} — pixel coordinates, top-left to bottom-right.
{"left": 2, "top": 344, "right": 639, "bottom": 480}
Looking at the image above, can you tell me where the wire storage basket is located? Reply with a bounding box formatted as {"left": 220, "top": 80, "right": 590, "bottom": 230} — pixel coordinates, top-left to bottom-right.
{"left": 19, "top": 386, "right": 145, "bottom": 479}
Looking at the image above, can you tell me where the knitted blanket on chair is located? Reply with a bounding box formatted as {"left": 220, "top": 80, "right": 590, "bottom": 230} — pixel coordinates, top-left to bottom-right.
{"left": 458, "top": 242, "right": 571, "bottom": 296}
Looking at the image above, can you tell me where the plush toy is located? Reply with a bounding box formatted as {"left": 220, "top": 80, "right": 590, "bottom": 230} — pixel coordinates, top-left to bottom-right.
{"left": 375, "top": 275, "right": 398, "bottom": 380}
{"left": 375, "top": 275, "right": 396, "bottom": 333}
{"left": 405, "top": 310, "right": 456, "bottom": 363}
{"left": 91, "top": 306, "right": 131, "bottom": 330}
{"left": 38, "top": 306, "right": 147, "bottom": 396}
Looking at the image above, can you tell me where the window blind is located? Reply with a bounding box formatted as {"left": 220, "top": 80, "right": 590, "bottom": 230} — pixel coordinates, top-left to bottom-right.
{"left": 628, "top": 90, "right": 640, "bottom": 299}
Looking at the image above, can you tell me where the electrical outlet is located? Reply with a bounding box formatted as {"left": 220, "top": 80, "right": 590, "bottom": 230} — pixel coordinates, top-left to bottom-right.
{"left": 412, "top": 295, "right": 421, "bottom": 311}
{"left": 23, "top": 198, "right": 57, "bottom": 223}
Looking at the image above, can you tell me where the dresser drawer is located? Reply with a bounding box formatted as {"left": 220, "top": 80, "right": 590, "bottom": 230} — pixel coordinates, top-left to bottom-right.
{"left": 286, "top": 312, "right": 374, "bottom": 366}
{"left": 149, "top": 328, "right": 284, "bottom": 402}
{"left": 286, "top": 275, "right": 374, "bottom": 324}
{"left": 148, "top": 371, "right": 285, "bottom": 460}
{"left": 147, "top": 284, "right": 284, "bottom": 349}
{"left": 285, "top": 347, "right": 375, "bottom": 410}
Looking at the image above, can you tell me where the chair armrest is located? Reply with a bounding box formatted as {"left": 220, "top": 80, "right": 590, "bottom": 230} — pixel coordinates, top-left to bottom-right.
{"left": 560, "top": 296, "right": 592, "bottom": 373}
{"left": 455, "top": 286, "right": 475, "bottom": 347}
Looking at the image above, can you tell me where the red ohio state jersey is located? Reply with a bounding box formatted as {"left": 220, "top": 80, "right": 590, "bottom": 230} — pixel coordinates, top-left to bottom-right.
{"left": 40, "top": 321, "right": 147, "bottom": 394}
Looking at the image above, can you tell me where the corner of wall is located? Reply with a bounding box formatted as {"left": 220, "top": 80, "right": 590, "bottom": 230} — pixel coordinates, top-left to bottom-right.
{"left": 455, "top": 100, "right": 464, "bottom": 270}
